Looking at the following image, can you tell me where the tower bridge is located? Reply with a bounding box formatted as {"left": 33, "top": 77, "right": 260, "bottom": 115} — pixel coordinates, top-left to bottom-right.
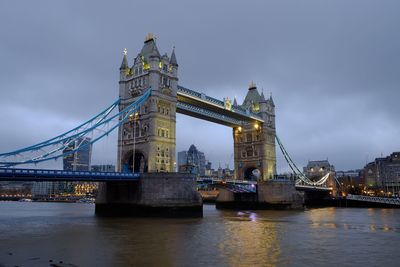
{"left": 0, "top": 34, "right": 335, "bottom": 216}
{"left": 117, "top": 34, "right": 276, "bottom": 181}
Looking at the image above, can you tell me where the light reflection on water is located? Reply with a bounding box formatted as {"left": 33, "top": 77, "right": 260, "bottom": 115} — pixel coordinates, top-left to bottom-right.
{"left": 219, "top": 211, "right": 281, "bottom": 267}
{"left": 0, "top": 202, "right": 399, "bottom": 267}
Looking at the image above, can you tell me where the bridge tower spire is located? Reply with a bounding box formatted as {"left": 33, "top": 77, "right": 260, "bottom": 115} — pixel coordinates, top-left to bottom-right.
{"left": 117, "top": 34, "right": 178, "bottom": 173}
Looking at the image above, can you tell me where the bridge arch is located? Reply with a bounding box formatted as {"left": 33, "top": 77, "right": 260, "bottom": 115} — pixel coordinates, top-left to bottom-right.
{"left": 244, "top": 167, "right": 259, "bottom": 181}
{"left": 123, "top": 150, "right": 148, "bottom": 173}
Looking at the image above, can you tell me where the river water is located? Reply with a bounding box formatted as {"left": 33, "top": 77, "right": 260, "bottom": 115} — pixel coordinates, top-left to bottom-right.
{"left": 0, "top": 202, "right": 399, "bottom": 267}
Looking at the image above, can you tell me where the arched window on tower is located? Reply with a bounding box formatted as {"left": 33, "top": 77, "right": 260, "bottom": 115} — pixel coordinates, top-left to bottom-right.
{"left": 247, "top": 133, "right": 252, "bottom": 142}
{"left": 246, "top": 146, "right": 253, "bottom": 157}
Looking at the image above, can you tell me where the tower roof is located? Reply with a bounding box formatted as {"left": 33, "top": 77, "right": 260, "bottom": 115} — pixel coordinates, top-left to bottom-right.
{"left": 120, "top": 48, "right": 128, "bottom": 70}
{"left": 242, "top": 82, "right": 262, "bottom": 108}
{"left": 170, "top": 47, "right": 178, "bottom": 66}
{"left": 140, "top": 33, "right": 160, "bottom": 60}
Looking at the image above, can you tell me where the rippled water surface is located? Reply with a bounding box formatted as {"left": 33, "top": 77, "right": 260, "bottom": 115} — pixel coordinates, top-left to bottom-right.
{"left": 0, "top": 202, "right": 399, "bottom": 267}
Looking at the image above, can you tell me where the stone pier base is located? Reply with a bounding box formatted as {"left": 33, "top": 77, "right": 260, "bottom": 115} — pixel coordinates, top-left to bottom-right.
{"left": 95, "top": 173, "right": 203, "bottom": 217}
{"left": 257, "top": 180, "right": 304, "bottom": 210}
{"left": 216, "top": 180, "right": 304, "bottom": 210}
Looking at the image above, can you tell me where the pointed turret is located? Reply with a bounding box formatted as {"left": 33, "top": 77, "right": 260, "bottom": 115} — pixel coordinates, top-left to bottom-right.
{"left": 269, "top": 93, "right": 275, "bottom": 107}
{"left": 120, "top": 48, "right": 128, "bottom": 70}
{"left": 233, "top": 97, "right": 238, "bottom": 106}
{"left": 170, "top": 47, "right": 178, "bottom": 66}
{"left": 261, "top": 90, "right": 265, "bottom": 101}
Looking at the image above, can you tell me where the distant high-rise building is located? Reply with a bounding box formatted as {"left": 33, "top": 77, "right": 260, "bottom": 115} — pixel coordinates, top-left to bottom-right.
{"left": 53, "top": 137, "right": 93, "bottom": 195}
{"left": 177, "top": 151, "right": 188, "bottom": 167}
{"left": 178, "top": 144, "right": 206, "bottom": 177}
{"left": 63, "top": 137, "right": 92, "bottom": 171}
{"left": 205, "top": 162, "right": 212, "bottom": 176}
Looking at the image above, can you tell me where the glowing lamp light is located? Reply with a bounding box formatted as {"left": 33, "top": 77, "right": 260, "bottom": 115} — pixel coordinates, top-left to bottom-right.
{"left": 254, "top": 123, "right": 259, "bottom": 130}
{"left": 129, "top": 112, "right": 139, "bottom": 121}
{"left": 237, "top": 126, "right": 242, "bottom": 132}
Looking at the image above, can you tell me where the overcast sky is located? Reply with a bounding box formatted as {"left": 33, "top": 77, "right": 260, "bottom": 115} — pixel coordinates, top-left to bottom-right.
{"left": 0, "top": 0, "right": 399, "bottom": 172}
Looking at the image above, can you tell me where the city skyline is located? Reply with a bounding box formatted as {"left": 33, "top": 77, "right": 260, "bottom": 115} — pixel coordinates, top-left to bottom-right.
{"left": 0, "top": 1, "right": 399, "bottom": 172}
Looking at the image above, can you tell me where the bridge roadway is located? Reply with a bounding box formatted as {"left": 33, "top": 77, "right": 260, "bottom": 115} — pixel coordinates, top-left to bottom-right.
{"left": 0, "top": 168, "right": 257, "bottom": 185}
{"left": 0, "top": 168, "right": 332, "bottom": 193}
{"left": 0, "top": 168, "right": 140, "bottom": 182}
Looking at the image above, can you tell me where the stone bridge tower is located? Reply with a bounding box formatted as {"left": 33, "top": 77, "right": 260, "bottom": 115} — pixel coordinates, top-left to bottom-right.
{"left": 117, "top": 34, "right": 178, "bottom": 173}
{"left": 233, "top": 83, "right": 276, "bottom": 181}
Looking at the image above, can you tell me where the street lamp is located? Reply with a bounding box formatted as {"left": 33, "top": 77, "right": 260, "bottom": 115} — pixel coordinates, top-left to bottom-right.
{"left": 129, "top": 111, "right": 140, "bottom": 173}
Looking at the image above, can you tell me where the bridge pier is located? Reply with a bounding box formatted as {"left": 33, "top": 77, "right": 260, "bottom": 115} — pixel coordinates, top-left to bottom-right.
{"left": 257, "top": 180, "right": 304, "bottom": 209}
{"left": 95, "top": 173, "right": 203, "bottom": 217}
{"left": 216, "top": 180, "right": 304, "bottom": 210}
